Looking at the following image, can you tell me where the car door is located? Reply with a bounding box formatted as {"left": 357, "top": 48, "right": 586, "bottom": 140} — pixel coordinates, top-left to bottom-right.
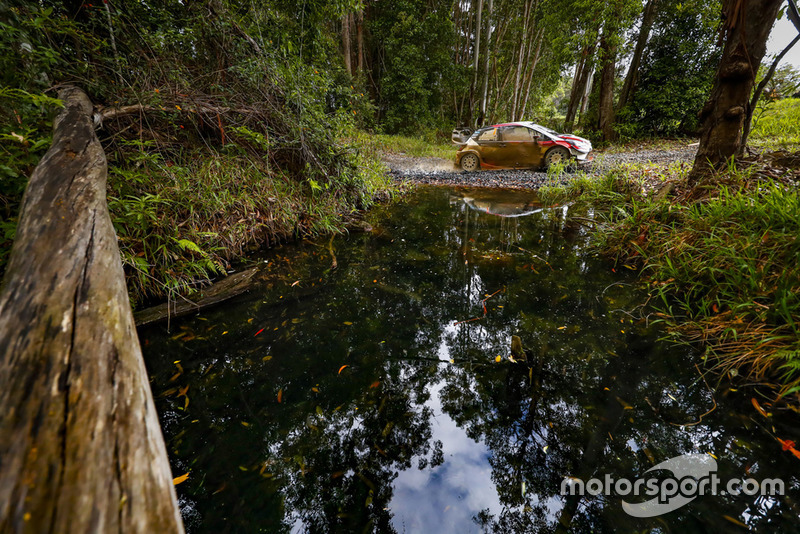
{"left": 503, "top": 126, "right": 543, "bottom": 168}
{"left": 474, "top": 127, "right": 508, "bottom": 167}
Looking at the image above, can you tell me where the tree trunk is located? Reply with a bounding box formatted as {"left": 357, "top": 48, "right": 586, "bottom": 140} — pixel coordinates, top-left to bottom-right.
{"left": 356, "top": 9, "right": 365, "bottom": 73}
{"left": 342, "top": 13, "right": 352, "bottom": 76}
{"left": 0, "top": 86, "right": 184, "bottom": 533}
{"left": 521, "top": 30, "right": 543, "bottom": 119}
{"left": 580, "top": 69, "right": 594, "bottom": 115}
{"left": 564, "top": 40, "right": 596, "bottom": 131}
{"left": 512, "top": 0, "right": 533, "bottom": 121}
{"left": 471, "top": 0, "right": 484, "bottom": 127}
{"left": 740, "top": 32, "right": 800, "bottom": 152}
{"left": 618, "top": 0, "right": 658, "bottom": 109}
{"left": 480, "top": 0, "right": 494, "bottom": 126}
{"left": 690, "top": 0, "right": 783, "bottom": 181}
{"left": 596, "top": 29, "right": 617, "bottom": 141}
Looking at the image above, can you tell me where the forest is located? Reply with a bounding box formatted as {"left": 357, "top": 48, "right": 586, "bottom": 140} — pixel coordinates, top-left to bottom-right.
{"left": 2, "top": 0, "right": 800, "bottom": 531}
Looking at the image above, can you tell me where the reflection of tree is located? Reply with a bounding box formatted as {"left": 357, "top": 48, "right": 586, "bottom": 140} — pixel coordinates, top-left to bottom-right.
{"left": 141, "top": 188, "right": 800, "bottom": 533}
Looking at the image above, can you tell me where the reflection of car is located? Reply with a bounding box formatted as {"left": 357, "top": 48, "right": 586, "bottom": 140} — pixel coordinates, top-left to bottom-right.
{"left": 453, "top": 122, "right": 593, "bottom": 172}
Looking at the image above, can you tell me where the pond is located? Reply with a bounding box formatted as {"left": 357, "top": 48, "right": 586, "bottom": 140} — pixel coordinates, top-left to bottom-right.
{"left": 140, "top": 187, "right": 800, "bottom": 533}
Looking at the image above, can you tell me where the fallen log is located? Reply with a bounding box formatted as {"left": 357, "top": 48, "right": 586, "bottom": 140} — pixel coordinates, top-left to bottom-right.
{"left": 0, "top": 87, "right": 184, "bottom": 532}
{"left": 134, "top": 267, "right": 259, "bottom": 327}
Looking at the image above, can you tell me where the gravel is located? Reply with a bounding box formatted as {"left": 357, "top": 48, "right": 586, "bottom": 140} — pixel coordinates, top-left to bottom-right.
{"left": 384, "top": 144, "right": 698, "bottom": 190}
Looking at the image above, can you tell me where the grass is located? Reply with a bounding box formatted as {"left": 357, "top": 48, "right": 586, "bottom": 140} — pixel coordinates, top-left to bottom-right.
{"left": 749, "top": 97, "right": 800, "bottom": 150}
{"left": 540, "top": 152, "right": 800, "bottom": 396}
{"left": 370, "top": 133, "right": 456, "bottom": 159}
{"left": 108, "top": 135, "right": 393, "bottom": 307}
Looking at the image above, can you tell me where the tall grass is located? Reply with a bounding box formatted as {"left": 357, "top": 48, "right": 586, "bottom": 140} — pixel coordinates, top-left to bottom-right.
{"left": 544, "top": 162, "right": 800, "bottom": 395}
{"left": 109, "top": 138, "right": 393, "bottom": 307}
{"left": 370, "top": 133, "right": 455, "bottom": 159}
{"left": 750, "top": 98, "right": 800, "bottom": 148}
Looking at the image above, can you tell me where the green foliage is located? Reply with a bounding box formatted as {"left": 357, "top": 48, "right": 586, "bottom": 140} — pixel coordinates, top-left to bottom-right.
{"left": 615, "top": 0, "right": 721, "bottom": 138}
{"left": 370, "top": 0, "right": 457, "bottom": 134}
{"left": 370, "top": 133, "right": 454, "bottom": 159}
{"left": 0, "top": 0, "right": 395, "bottom": 301}
{"left": 552, "top": 164, "right": 800, "bottom": 391}
{"left": 750, "top": 97, "right": 800, "bottom": 147}
{"left": 107, "top": 144, "right": 393, "bottom": 306}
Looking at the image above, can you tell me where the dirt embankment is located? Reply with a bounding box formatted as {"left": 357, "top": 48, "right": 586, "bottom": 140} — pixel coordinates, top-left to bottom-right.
{"left": 384, "top": 143, "right": 698, "bottom": 190}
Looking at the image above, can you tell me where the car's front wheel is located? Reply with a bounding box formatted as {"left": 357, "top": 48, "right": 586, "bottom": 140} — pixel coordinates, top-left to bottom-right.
{"left": 460, "top": 153, "right": 480, "bottom": 172}
{"left": 543, "top": 146, "right": 570, "bottom": 170}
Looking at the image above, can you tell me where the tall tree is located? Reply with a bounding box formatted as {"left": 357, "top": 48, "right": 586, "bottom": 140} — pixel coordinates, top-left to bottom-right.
{"left": 564, "top": 39, "right": 596, "bottom": 131}
{"left": 342, "top": 12, "right": 352, "bottom": 75}
{"left": 470, "top": 0, "right": 484, "bottom": 126}
{"left": 479, "top": 0, "right": 494, "bottom": 126}
{"left": 618, "top": 0, "right": 659, "bottom": 109}
{"left": 690, "top": 0, "right": 784, "bottom": 180}
{"left": 595, "top": 24, "right": 618, "bottom": 141}
{"left": 740, "top": 0, "right": 800, "bottom": 152}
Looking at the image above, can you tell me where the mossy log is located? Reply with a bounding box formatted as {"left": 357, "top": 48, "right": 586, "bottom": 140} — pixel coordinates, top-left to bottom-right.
{"left": 0, "top": 87, "right": 184, "bottom": 533}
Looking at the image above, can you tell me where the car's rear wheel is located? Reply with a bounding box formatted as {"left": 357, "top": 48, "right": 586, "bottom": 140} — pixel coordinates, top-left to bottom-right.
{"left": 460, "top": 153, "right": 480, "bottom": 172}
{"left": 544, "top": 146, "right": 570, "bottom": 170}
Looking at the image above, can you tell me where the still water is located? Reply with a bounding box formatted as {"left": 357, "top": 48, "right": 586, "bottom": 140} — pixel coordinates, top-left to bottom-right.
{"left": 140, "top": 187, "right": 800, "bottom": 533}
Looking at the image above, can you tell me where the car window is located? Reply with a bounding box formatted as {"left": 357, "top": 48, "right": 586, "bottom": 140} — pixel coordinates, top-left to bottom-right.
{"left": 477, "top": 128, "right": 498, "bottom": 141}
{"left": 503, "top": 126, "right": 535, "bottom": 141}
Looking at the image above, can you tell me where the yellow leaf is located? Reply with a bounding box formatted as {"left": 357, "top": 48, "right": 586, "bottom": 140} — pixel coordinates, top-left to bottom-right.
{"left": 241, "top": 422, "right": 250, "bottom": 427}
{"left": 173, "top": 472, "right": 189, "bottom": 485}
{"left": 557, "top": 326, "right": 567, "bottom": 330}
{"left": 343, "top": 321, "right": 353, "bottom": 325}
{"left": 723, "top": 515, "right": 747, "bottom": 528}
{"left": 311, "top": 387, "right": 320, "bottom": 393}
{"left": 495, "top": 355, "right": 502, "bottom": 362}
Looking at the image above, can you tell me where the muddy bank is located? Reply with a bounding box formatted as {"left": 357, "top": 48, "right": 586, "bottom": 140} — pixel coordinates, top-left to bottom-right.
{"left": 384, "top": 144, "right": 698, "bottom": 189}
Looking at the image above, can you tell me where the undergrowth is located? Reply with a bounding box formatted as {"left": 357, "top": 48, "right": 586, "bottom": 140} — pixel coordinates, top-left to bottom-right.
{"left": 108, "top": 136, "right": 392, "bottom": 306}
{"left": 543, "top": 157, "right": 800, "bottom": 396}
{"left": 370, "top": 133, "right": 455, "bottom": 159}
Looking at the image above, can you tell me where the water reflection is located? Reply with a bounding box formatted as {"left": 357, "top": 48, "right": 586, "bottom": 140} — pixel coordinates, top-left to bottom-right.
{"left": 140, "top": 187, "right": 800, "bottom": 533}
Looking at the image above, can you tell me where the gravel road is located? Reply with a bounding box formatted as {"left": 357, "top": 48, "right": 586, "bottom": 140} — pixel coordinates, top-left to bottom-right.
{"left": 384, "top": 143, "right": 698, "bottom": 190}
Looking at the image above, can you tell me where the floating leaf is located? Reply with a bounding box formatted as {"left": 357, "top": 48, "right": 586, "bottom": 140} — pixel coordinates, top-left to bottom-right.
{"left": 173, "top": 472, "right": 189, "bottom": 485}
{"left": 254, "top": 328, "right": 264, "bottom": 337}
{"left": 343, "top": 321, "right": 353, "bottom": 325}
{"left": 291, "top": 280, "right": 300, "bottom": 287}
{"left": 241, "top": 421, "right": 250, "bottom": 427}
{"left": 311, "top": 387, "right": 320, "bottom": 393}
{"left": 338, "top": 365, "right": 349, "bottom": 374}
{"left": 495, "top": 355, "right": 502, "bottom": 362}
{"left": 277, "top": 389, "right": 283, "bottom": 403}
{"left": 369, "top": 381, "right": 381, "bottom": 389}
{"left": 722, "top": 515, "right": 747, "bottom": 528}
{"left": 751, "top": 398, "right": 769, "bottom": 418}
